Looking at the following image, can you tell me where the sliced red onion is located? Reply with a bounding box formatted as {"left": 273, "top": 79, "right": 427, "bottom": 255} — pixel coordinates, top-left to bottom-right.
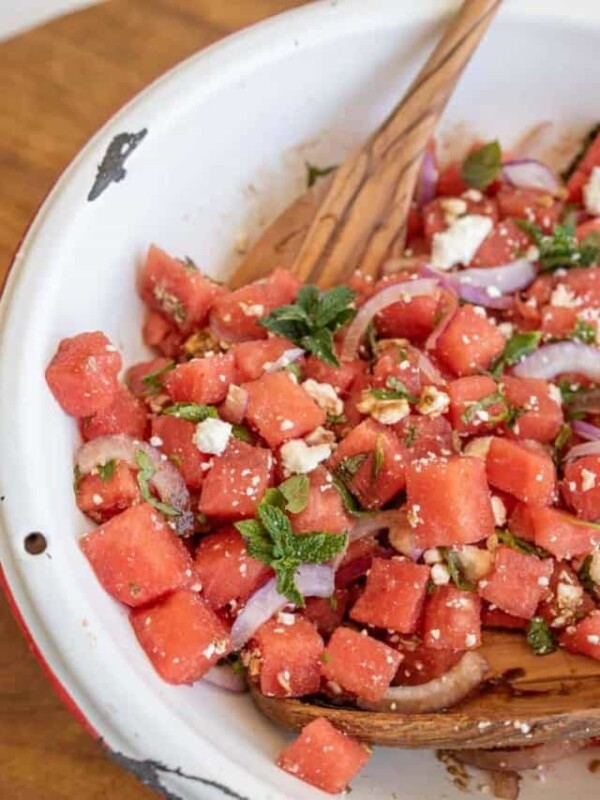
{"left": 564, "top": 441, "right": 600, "bottom": 462}
{"left": 220, "top": 385, "right": 248, "bottom": 424}
{"left": 341, "top": 279, "right": 439, "bottom": 362}
{"left": 457, "top": 283, "right": 514, "bottom": 310}
{"left": 358, "top": 651, "right": 488, "bottom": 713}
{"left": 421, "top": 260, "right": 535, "bottom": 309}
{"left": 572, "top": 421, "right": 600, "bottom": 442}
{"left": 263, "top": 347, "right": 304, "bottom": 374}
{"left": 502, "top": 159, "right": 562, "bottom": 196}
{"left": 75, "top": 434, "right": 193, "bottom": 534}
{"left": 425, "top": 287, "right": 459, "bottom": 350}
{"left": 230, "top": 564, "right": 335, "bottom": 649}
{"left": 415, "top": 148, "right": 438, "bottom": 208}
{"left": 512, "top": 342, "right": 600, "bottom": 381}
{"left": 417, "top": 350, "right": 447, "bottom": 385}
{"left": 453, "top": 738, "right": 589, "bottom": 773}
{"left": 349, "top": 510, "right": 401, "bottom": 543}
{"left": 203, "top": 663, "right": 247, "bottom": 693}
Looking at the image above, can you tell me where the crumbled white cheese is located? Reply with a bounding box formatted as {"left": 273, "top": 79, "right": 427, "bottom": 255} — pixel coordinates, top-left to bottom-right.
{"left": 440, "top": 197, "right": 468, "bottom": 225}
{"left": 490, "top": 495, "right": 507, "bottom": 528}
{"left": 417, "top": 385, "right": 450, "bottom": 418}
{"left": 194, "top": 418, "right": 232, "bottom": 455}
{"left": 550, "top": 283, "right": 579, "bottom": 308}
{"left": 304, "top": 426, "right": 336, "bottom": 446}
{"left": 238, "top": 302, "right": 264, "bottom": 317}
{"left": 431, "top": 214, "right": 493, "bottom": 270}
{"left": 581, "top": 468, "right": 597, "bottom": 492}
{"left": 407, "top": 504, "right": 423, "bottom": 528}
{"left": 556, "top": 581, "right": 583, "bottom": 613}
{"left": 462, "top": 188, "right": 483, "bottom": 203}
{"left": 423, "top": 547, "right": 443, "bottom": 565}
{"left": 429, "top": 629, "right": 441, "bottom": 641}
{"left": 356, "top": 390, "right": 409, "bottom": 425}
{"left": 583, "top": 166, "right": 600, "bottom": 216}
{"left": 587, "top": 635, "right": 600, "bottom": 645}
{"left": 465, "top": 633, "right": 478, "bottom": 648}
{"left": 548, "top": 383, "right": 562, "bottom": 406}
{"left": 280, "top": 439, "right": 332, "bottom": 475}
{"left": 301, "top": 379, "right": 343, "bottom": 416}
{"left": 431, "top": 563, "right": 451, "bottom": 585}
{"left": 525, "top": 245, "right": 540, "bottom": 262}
{"left": 149, "top": 435, "right": 163, "bottom": 447}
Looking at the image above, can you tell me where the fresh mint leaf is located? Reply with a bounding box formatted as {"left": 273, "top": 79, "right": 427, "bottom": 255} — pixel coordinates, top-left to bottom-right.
{"left": 371, "top": 435, "right": 385, "bottom": 481}
{"left": 460, "top": 390, "right": 506, "bottom": 425}
{"left": 279, "top": 475, "right": 310, "bottom": 514}
{"left": 97, "top": 459, "right": 116, "bottom": 482}
{"left": 578, "top": 554, "right": 596, "bottom": 595}
{"left": 259, "top": 285, "right": 356, "bottom": 367}
{"left": 440, "top": 547, "right": 475, "bottom": 592}
{"left": 160, "top": 402, "right": 219, "bottom": 422}
{"left": 461, "top": 140, "right": 502, "bottom": 190}
{"left": 306, "top": 162, "right": 337, "bottom": 188}
{"left": 403, "top": 423, "right": 418, "bottom": 448}
{"left": 331, "top": 476, "right": 371, "bottom": 518}
{"left": 490, "top": 331, "right": 541, "bottom": 378}
{"left": 370, "top": 377, "right": 418, "bottom": 404}
{"left": 496, "top": 529, "right": 549, "bottom": 559}
{"left": 516, "top": 218, "right": 599, "bottom": 272}
{"left": 335, "top": 453, "right": 368, "bottom": 485}
{"left": 140, "top": 360, "right": 176, "bottom": 394}
{"left": 327, "top": 412, "right": 347, "bottom": 425}
{"left": 553, "top": 423, "right": 572, "bottom": 455}
{"left": 293, "top": 530, "right": 347, "bottom": 564}
{"left": 236, "top": 519, "right": 274, "bottom": 563}
{"left": 527, "top": 616, "right": 557, "bottom": 655}
{"left": 261, "top": 487, "right": 287, "bottom": 510}
{"left": 135, "top": 450, "right": 181, "bottom": 518}
{"left": 231, "top": 423, "right": 253, "bottom": 443}
{"left": 572, "top": 319, "right": 597, "bottom": 344}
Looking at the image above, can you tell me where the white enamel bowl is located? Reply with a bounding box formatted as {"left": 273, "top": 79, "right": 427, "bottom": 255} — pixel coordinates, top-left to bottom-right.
{"left": 1, "top": 1, "right": 599, "bottom": 798}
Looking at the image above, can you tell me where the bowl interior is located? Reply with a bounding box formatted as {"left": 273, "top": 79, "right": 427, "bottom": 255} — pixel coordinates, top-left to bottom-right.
{"left": 1, "top": 1, "right": 600, "bottom": 798}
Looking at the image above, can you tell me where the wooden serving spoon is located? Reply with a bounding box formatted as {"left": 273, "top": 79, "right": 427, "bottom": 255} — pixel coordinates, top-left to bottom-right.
{"left": 232, "top": 0, "right": 600, "bottom": 750}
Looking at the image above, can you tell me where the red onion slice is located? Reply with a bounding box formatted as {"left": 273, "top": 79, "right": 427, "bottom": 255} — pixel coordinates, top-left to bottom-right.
{"left": 417, "top": 350, "right": 447, "bottom": 385}
{"left": 230, "top": 564, "right": 335, "bottom": 649}
{"left": 358, "top": 651, "right": 488, "bottom": 713}
{"left": 457, "top": 283, "right": 514, "bottom": 310}
{"left": 349, "top": 509, "right": 401, "bottom": 542}
{"left": 415, "top": 148, "right": 438, "bottom": 208}
{"left": 341, "top": 279, "right": 439, "bottom": 362}
{"left": 564, "top": 440, "right": 600, "bottom": 462}
{"left": 263, "top": 347, "right": 305, "bottom": 374}
{"left": 75, "top": 434, "right": 193, "bottom": 535}
{"left": 453, "top": 738, "right": 589, "bottom": 773}
{"left": 425, "top": 287, "right": 459, "bottom": 350}
{"left": 203, "top": 663, "right": 247, "bottom": 693}
{"left": 458, "top": 259, "right": 537, "bottom": 294}
{"left": 512, "top": 342, "right": 600, "bottom": 381}
{"left": 572, "top": 420, "right": 600, "bottom": 442}
{"left": 502, "top": 159, "right": 562, "bottom": 196}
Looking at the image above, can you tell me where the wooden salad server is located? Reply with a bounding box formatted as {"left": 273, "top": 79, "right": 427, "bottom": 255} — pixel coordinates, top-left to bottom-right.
{"left": 233, "top": 0, "right": 600, "bottom": 751}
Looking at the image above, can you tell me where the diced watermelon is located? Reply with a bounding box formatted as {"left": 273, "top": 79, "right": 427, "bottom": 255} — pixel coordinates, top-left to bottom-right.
{"left": 165, "top": 354, "right": 237, "bottom": 405}
{"left": 567, "top": 130, "right": 600, "bottom": 203}
{"left": 334, "top": 536, "right": 383, "bottom": 589}
{"left": 321, "top": 626, "right": 401, "bottom": 702}
{"left": 392, "top": 639, "right": 465, "bottom": 685}
{"left": 289, "top": 466, "right": 352, "bottom": 535}
{"left": 80, "top": 503, "right": 193, "bottom": 606}
{"left": 126, "top": 357, "right": 173, "bottom": 397}
{"left": 232, "top": 338, "right": 297, "bottom": 382}
{"left": 482, "top": 606, "right": 528, "bottom": 631}
{"left": 508, "top": 502, "right": 536, "bottom": 541}
{"left": 45, "top": 331, "right": 122, "bottom": 417}
{"left": 350, "top": 558, "right": 430, "bottom": 633}
{"left": 373, "top": 275, "right": 439, "bottom": 342}
{"left": 471, "top": 218, "right": 532, "bottom": 267}
{"left": 529, "top": 506, "right": 600, "bottom": 560}
{"left": 243, "top": 371, "right": 325, "bottom": 448}
{"left": 193, "top": 527, "right": 273, "bottom": 610}
{"left": 423, "top": 195, "right": 498, "bottom": 244}
{"left": 435, "top": 305, "right": 505, "bottom": 376}
{"left": 277, "top": 717, "right": 370, "bottom": 794}
{"left": 562, "top": 268, "right": 600, "bottom": 308}
{"left": 139, "top": 245, "right": 225, "bottom": 333}
{"left": 342, "top": 372, "right": 374, "bottom": 430}
{"left": 541, "top": 306, "right": 578, "bottom": 339}
{"left": 304, "top": 354, "right": 364, "bottom": 395}
{"left": 130, "top": 589, "right": 231, "bottom": 684}
{"left": 447, "top": 375, "right": 505, "bottom": 435}
{"left": 151, "top": 415, "right": 211, "bottom": 491}
{"left": 372, "top": 343, "right": 423, "bottom": 397}
{"left": 405, "top": 455, "right": 495, "bottom": 548}
{"left": 502, "top": 376, "right": 563, "bottom": 443}
{"left": 79, "top": 386, "right": 148, "bottom": 441}
{"left": 422, "top": 585, "right": 481, "bottom": 650}
{"left": 142, "top": 310, "right": 183, "bottom": 358}
{"left": 576, "top": 217, "right": 600, "bottom": 241}
{"left": 253, "top": 615, "right": 324, "bottom": 697}
{"left": 209, "top": 268, "right": 301, "bottom": 342}
{"left": 497, "top": 186, "right": 564, "bottom": 232}
{"left": 198, "top": 439, "right": 272, "bottom": 518}
{"left": 436, "top": 162, "right": 468, "bottom": 197}
{"left": 562, "top": 455, "right": 600, "bottom": 521}
{"left": 537, "top": 560, "right": 595, "bottom": 629}
{"left": 76, "top": 461, "right": 141, "bottom": 523}
{"left": 486, "top": 437, "right": 556, "bottom": 506}
{"left": 329, "top": 418, "right": 407, "bottom": 509}
{"left": 560, "top": 612, "right": 600, "bottom": 661}
{"left": 478, "top": 546, "right": 553, "bottom": 619}
{"left": 304, "top": 590, "right": 348, "bottom": 637}
{"left": 394, "top": 414, "right": 453, "bottom": 458}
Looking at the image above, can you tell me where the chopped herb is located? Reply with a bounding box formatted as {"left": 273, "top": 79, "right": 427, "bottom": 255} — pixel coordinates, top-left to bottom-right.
{"left": 235, "top": 502, "right": 346, "bottom": 606}
{"left": 259, "top": 285, "right": 356, "bottom": 367}
{"left": 403, "top": 424, "right": 418, "bottom": 448}
{"left": 140, "top": 360, "right": 176, "bottom": 394}
{"left": 135, "top": 450, "right": 181, "bottom": 518}
{"left": 578, "top": 555, "right": 596, "bottom": 595}
{"left": 561, "top": 122, "right": 600, "bottom": 181}
{"left": 504, "top": 403, "right": 525, "bottom": 431}
{"left": 372, "top": 435, "right": 385, "bottom": 481}
{"left": 516, "top": 218, "right": 600, "bottom": 273}
{"left": 278, "top": 474, "right": 310, "bottom": 514}
{"left": 97, "top": 459, "right": 116, "bottom": 482}
{"left": 335, "top": 453, "right": 368, "bottom": 485}
{"left": 160, "top": 402, "right": 219, "bottom": 422}
{"left": 553, "top": 423, "right": 572, "bottom": 454}
{"left": 306, "top": 161, "right": 337, "bottom": 188}
{"left": 460, "top": 390, "right": 506, "bottom": 425}
{"left": 231, "top": 423, "right": 253, "bottom": 443}
{"left": 440, "top": 547, "right": 475, "bottom": 591}
{"left": 73, "top": 465, "right": 83, "bottom": 490}
{"left": 496, "top": 529, "right": 549, "bottom": 559}
{"left": 327, "top": 412, "right": 347, "bottom": 425}
{"left": 558, "top": 379, "right": 584, "bottom": 405}
{"left": 331, "top": 475, "right": 370, "bottom": 517}
{"left": 371, "top": 377, "right": 418, "bottom": 404}
{"left": 461, "top": 140, "right": 502, "bottom": 190}
{"left": 572, "top": 319, "right": 597, "bottom": 345}
{"left": 285, "top": 361, "right": 303, "bottom": 381}
{"left": 490, "top": 331, "right": 541, "bottom": 379}
{"left": 527, "top": 616, "right": 557, "bottom": 655}
{"left": 261, "top": 487, "right": 287, "bottom": 509}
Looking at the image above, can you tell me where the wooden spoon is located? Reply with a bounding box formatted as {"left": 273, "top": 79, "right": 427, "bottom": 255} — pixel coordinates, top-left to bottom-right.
{"left": 231, "top": 0, "right": 502, "bottom": 289}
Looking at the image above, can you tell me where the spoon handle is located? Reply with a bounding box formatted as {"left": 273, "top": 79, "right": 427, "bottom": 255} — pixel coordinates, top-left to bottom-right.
{"left": 292, "top": 0, "right": 502, "bottom": 287}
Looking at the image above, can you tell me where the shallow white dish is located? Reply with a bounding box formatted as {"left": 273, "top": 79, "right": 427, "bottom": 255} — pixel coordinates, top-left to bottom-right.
{"left": 1, "top": 1, "right": 599, "bottom": 798}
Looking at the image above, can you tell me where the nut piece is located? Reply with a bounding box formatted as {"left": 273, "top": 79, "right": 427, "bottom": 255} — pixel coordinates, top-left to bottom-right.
{"left": 301, "top": 379, "right": 344, "bottom": 417}
{"left": 417, "top": 385, "right": 450, "bottom": 418}
{"left": 356, "top": 390, "right": 410, "bottom": 425}
{"left": 454, "top": 545, "right": 493, "bottom": 582}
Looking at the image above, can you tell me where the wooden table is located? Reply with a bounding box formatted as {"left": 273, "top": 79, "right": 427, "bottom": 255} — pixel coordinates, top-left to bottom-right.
{"left": 0, "top": 2, "right": 306, "bottom": 797}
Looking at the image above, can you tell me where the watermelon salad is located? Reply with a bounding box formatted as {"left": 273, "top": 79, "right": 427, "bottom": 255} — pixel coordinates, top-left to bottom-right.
{"left": 44, "top": 127, "right": 600, "bottom": 795}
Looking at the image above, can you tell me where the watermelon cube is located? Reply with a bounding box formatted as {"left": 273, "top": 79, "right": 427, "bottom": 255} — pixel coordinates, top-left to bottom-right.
{"left": 478, "top": 546, "right": 554, "bottom": 619}
{"left": 560, "top": 612, "right": 600, "bottom": 661}
{"left": 372, "top": 344, "right": 423, "bottom": 397}
{"left": 435, "top": 305, "right": 505, "bottom": 376}
{"left": 151, "top": 415, "right": 211, "bottom": 491}
{"left": 447, "top": 375, "right": 505, "bottom": 435}
{"left": 76, "top": 461, "right": 141, "bottom": 523}
{"left": 79, "top": 386, "right": 148, "bottom": 442}
{"left": 497, "top": 186, "right": 563, "bottom": 232}
{"left": 243, "top": 371, "right": 325, "bottom": 448}
{"left": 141, "top": 310, "right": 183, "bottom": 358}
{"left": 471, "top": 218, "right": 531, "bottom": 268}
{"left": 395, "top": 414, "right": 453, "bottom": 458}
{"left": 394, "top": 639, "right": 465, "bottom": 685}
{"left": 486, "top": 437, "right": 556, "bottom": 506}
{"left": 304, "top": 354, "right": 365, "bottom": 395}
{"left": 350, "top": 558, "right": 430, "bottom": 633}
{"left": 304, "top": 590, "right": 348, "bottom": 637}
{"left": 529, "top": 507, "right": 600, "bottom": 560}
{"left": 130, "top": 590, "right": 231, "bottom": 684}
{"left": 193, "top": 527, "right": 273, "bottom": 610}
{"left": 45, "top": 331, "right": 122, "bottom": 417}
{"left": 232, "top": 338, "right": 298, "bottom": 382}
{"left": 277, "top": 717, "right": 370, "bottom": 794}
{"left": 126, "top": 356, "right": 173, "bottom": 397}
{"left": 198, "top": 439, "right": 272, "bottom": 518}
{"left": 374, "top": 277, "right": 439, "bottom": 342}
{"left": 536, "top": 561, "right": 595, "bottom": 630}
{"left": 289, "top": 466, "right": 352, "bottom": 535}
{"left": 405, "top": 455, "right": 495, "bottom": 548}
{"left": 482, "top": 606, "right": 528, "bottom": 631}
{"left": 80, "top": 503, "right": 193, "bottom": 606}
{"left": 502, "top": 377, "right": 563, "bottom": 443}
{"left": 321, "top": 626, "right": 401, "bottom": 702}
{"left": 422, "top": 585, "right": 481, "bottom": 650}
{"left": 562, "top": 455, "right": 600, "bottom": 521}
{"left": 165, "top": 353, "right": 237, "bottom": 405}
{"left": 254, "top": 615, "right": 324, "bottom": 697}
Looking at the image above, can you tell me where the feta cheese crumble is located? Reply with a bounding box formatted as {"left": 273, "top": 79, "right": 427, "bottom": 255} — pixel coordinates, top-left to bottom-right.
{"left": 194, "top": 418, "right": 232, "bottom": 455}
{"left": 431, "top": 214, "right": 493, "bottom": 270}
{"left": 280, "top": 439, "right": 332, "bottom": 475}
{"left": 301, "top": 379, "right": 343, "bottom": 416}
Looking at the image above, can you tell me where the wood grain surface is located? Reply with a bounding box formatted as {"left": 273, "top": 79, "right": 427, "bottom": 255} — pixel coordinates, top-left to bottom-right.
{"left": 0, "top": 2, "right": 306, "bottom": 798}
